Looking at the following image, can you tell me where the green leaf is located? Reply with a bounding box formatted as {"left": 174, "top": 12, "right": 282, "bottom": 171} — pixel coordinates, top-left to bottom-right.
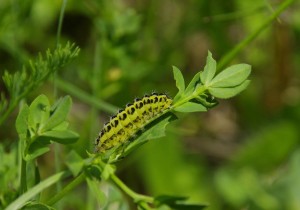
{"left": 209, "top": 80, "right": 250, "bottom": 99}
{"left": 173, "top": 66, "right": 185, "bottom": 102}
{"left": 21, "top": 202, "right": 55, "bottom": 210}
{"left": 123, "top": 113, "right": 177, "bottom": 156}
{"left": 28, "top": 95, "right": 50, "bottom": 132}
{"left": 155, "top": 195, "right": 207, "bottom": 210}
{"left": 65, "top": 150, "right": 84, "bottom": 176}
{"left": 200, "top": 51, "right": 216, "bottom": 85}
{"left": 184, "top": 72, "right": 201, "bottom": 96}
{"left": 5, "top": 171, "right": 68, "bottom": 210}
{"left": 209, "top": 64, "right": 251, "bottom": 88}
{"left": 174, "top": 102, "right": 207, "bottom": 113}
{"left": 86, "top": 177, "right": 107, "bottom": 208}
{"left": 40, "top": 130, "right": 79, "bottom": 144}
{"left": 16, "top": 104, "right": 29, "bottom": 139}
{"left": 51, "top": 121, "right": 69, "bottom": 131}
{"left": 173, "top": 66, "right": 185, "bottom": 93}
{"left": 40, "top": 96, "right": 72, "bottom": 132}
{"left": 25, "top": 144, "right": 50, "bottom": 161}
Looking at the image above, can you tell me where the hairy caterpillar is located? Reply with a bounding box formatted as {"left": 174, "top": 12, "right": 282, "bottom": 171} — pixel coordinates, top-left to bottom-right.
{"left": 95, "top": 93, "right": 173, "bottom": 153}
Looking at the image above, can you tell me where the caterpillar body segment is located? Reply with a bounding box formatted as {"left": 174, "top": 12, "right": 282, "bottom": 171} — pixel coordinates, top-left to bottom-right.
{"left": 95, "top": 93, "right": 172, "bottom": 153}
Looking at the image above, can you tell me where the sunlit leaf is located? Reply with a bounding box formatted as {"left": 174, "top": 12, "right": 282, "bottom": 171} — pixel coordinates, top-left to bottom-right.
{"left": 200, "top": 51, "right": 216, "bottom": 85}
{"left": 210, "top": 64, "right": 251, "bottom": 88}
{"left": 173, "top": 66, "right": 185, "bottom": 102}
{"left": 208, "top": 80, "right": 250, "bottom": 99}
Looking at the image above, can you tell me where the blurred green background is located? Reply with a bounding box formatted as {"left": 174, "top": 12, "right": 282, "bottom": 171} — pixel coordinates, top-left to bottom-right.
{"left": 1, "top": 0, "right": 300, "bottom": 209}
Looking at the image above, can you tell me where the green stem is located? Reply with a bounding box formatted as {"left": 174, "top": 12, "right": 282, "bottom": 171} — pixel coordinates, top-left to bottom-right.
{"left": 96, "top": 158, "right": 154, "bottom": 207}
{"left": 54, "top": 144, "right": 62, "bottom": 209}
{"left": 46, "top": 172, "right": 86, "bottom": 206}
{"left": 56, "top": 0, "right": 68, "bottom": 47}
{"left": 171, "top": 85, "right": 207, "bottom": 109}
{"left": 109, "top": 173, "right": 154, "bottom": 204}
{"left": 55, "top": 77, "right": 119, "bottom": 114}
{"left": 217, "top": 0, "right": 295, "bottom": 70}
{"left": 20, "top": 157, "right": 27, "bottom": 194}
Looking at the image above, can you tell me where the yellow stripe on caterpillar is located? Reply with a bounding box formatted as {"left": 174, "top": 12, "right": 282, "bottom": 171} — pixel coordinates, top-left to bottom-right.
{"left": 95, "top": 93, "right": 172, "bottom": 153}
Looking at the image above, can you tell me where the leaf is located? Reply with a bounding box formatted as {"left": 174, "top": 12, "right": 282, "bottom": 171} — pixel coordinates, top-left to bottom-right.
{"left": 5, "top": 171, "right": 68, "bottom": 210}
{"left": 25, "top": 144, "right": 50, "bottom": 161}
{"left": 21, "top": 202, "right": 55, "bottom": 210}
{"left": 200, "top": 51, "right": 216, "bottom": 85}
{"left": 174, "top": 102, "right": 207, "bottom": 113}
{"left": 39, "top": 130, "right": 79, "bottom": 144}
{"left": 122, "top": 113, "right": 177, "bottom": 159}
{"left": 155, "top": 195, "right": 188, "bottom": 205}
{"left": 155, "top": 195, "right": 207, "bottom": 210}
{"left": 28, "top": 95, "right": 50, "bottom": 132}
{"left": 86, "top": 177, "right": 107, "bottom": 208}
{"left": 209, "top": 64, "right": 251, "bottom": 88}
{"left": 173, "top": 66, "right": 185, "bottom": 93}
{"left": 40, "top": 96, "right": 72, "bottom": 132}
{"left": 51, "top": 121, "right": 69, "bottom": 131}
{"left": 16, "top": 104, "right": 29, "bottom": 139}
{"left": 173, "top": 66, "right": 185, "bottom": 102}
{"left": 65, "top": 150, "right": 84, "bottom": 176}
{"left": 208, "top": 80, "right": 250, "bottom": 99}
{"left": 184, "top": 72, "right": 201, "bottom": 96}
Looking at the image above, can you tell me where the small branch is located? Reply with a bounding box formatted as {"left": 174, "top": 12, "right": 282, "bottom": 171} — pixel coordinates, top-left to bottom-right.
{"left": 46, "top": 172, "right": 86, "bottom": 206}
{"left": 110, "top": 173, "right": 154, "bottom": 203}
{"left": 217, "top": 0, "right": 295, "bottom": 70}
{"left": 20, "top": 158, "right": 27, "bottom": 194}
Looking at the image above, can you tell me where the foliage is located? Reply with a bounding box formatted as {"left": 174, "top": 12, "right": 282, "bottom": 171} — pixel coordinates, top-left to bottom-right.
{"left": 0, "top": 43, "right": 80, "bottom": 125}
{"left": 1, "top": 48, "right": 251, "bottom": 209}
{"left": 0, "top": 0, "right": 299, "bottom": 210}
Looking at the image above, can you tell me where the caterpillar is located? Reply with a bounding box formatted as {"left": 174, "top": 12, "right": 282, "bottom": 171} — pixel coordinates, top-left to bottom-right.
{"left": 95, "top": 93, "right": 173, "bottom": 153}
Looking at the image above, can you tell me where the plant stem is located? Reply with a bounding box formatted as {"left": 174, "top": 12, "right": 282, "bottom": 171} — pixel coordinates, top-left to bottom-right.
{"left": 20, "top": 157, "right": 27, "bottom": 194}
{"left": 217, "top": 0, "right": 295, "bottom": 70}
{"left": 55, "top": 77, "right": 119, "bottom": 114}
{"left": 6, "top": 171, "right": 68, "bottom": 210}
{"left": 56, "top": 0, "right": 68, "bottom": 47}
{"left": 171, "top": 85, "right": 207, "bottom": 109}
{"left": 46, "top": 172, "right": 86, "bottom": 206}
{"left": 109, "top": 173, "right": 154, "bottom": 204}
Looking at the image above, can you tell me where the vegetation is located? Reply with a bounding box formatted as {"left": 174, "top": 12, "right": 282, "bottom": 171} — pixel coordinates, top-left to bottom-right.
{"left": 0, "top": 0, "right": 299, "bottom": 209}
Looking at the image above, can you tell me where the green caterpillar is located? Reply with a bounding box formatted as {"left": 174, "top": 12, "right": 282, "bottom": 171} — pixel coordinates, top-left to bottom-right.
{"left": 95, "top": 93, "right": 173, "bottom": 153}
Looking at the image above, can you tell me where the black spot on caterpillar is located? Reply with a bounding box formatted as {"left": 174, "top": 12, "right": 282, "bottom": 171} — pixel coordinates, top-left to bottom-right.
{"left": 95, "top": 93, "right": 172, "bottom": 153}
